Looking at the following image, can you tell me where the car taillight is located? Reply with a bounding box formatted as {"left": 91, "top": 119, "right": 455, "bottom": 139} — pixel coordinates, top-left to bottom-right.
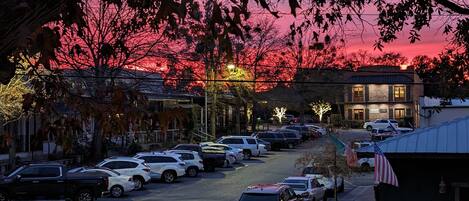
{"left": 143, "top": 168, "right": 151, "bottom": 172}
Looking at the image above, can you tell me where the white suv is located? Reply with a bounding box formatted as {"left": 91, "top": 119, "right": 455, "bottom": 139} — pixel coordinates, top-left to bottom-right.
{"left": 165, "top": 150, "right": 204, "bottom": 177}
{"left": 134, "top": 152, "right": 186, "bottom": 183}
{"left": 363, "top": 119, "right": 399, "bottom": 131}
{"left": 217, "top": 136, "right": 267, "bottom": 159}
{"left": 97, "top": 157, "right": 151, "bottom": 190}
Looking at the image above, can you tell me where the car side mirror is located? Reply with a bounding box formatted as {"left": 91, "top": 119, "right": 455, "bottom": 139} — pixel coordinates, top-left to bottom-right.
{"left": 15, "top": 174, "right": 22, "bottom": 181}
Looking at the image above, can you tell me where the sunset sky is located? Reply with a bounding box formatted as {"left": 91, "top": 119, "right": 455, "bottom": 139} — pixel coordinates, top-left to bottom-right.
{"left": 260, "top": 3, "right": 455, "bottom": 59}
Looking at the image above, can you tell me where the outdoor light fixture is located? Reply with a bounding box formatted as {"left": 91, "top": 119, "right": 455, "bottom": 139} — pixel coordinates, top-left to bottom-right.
{"left": 439, "top": 177, "right": 447, "bottom": 194}
{"left": 400, "top": 64, "right": 408, "bottom": 70}
{"left": 227, "top": 63, "right": 236, "bottom": 70}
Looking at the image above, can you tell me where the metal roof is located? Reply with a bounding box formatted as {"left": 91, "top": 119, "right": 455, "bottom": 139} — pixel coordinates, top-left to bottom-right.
{"left": 357, "top": 116, "right": 469, "bottom": 154}
{"left": 347, "top": 75, "right": 413, "bottom": 84}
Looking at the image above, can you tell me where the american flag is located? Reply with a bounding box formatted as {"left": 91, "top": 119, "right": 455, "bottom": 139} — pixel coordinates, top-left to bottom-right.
{"left": 374, "top": 143, "right": 399, "bottom": 187}
{"left": 345, "top": 144, "right": 358, "bottom": 167}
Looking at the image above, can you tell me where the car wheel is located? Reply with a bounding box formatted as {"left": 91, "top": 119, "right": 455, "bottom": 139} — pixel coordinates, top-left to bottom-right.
{"left": 75, "top": 189, "right": 95, "bottom": 201}
{"left": 162, "top": 170, "right": 176, "bottom": 183}
{"left": 224, "top": 159, "right": 230, "bottom": 168}
{"left": 110, "top": 185, "right": 124, "bottom": 198}
{"left": 133, "top": 176, "right": 144, "bottom": 190}
{"left": 361, "top": 163, "right": 371, "bottom": 172}
{"left": 0, "top": 192, "right": 9, "bottom": 201}
{"left": 186, "top": 167, "right": 199, "bottom": 177}
{"left": 366, "top": 125, "right": 372, "bottom": 131}
{"left": 243, "top": 150, "right": 251, "bottom": 160}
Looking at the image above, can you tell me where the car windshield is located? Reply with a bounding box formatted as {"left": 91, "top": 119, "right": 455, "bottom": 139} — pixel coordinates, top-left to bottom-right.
{"left": 283, "top": 179, "right": 308, "bottom": 186}
{"left": 239, "top": 193, "right": 279, "bottom": 201}
{"left": 390, "top": 120, "right": 398, "bottom": 123}
{"left": 6, "top": 166, "right": 24, "bottom": 177}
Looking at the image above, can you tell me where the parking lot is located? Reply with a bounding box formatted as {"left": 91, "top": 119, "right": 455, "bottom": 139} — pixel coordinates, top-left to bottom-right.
{"left": 99, "top": 140, "right": 324, "bottom": 201}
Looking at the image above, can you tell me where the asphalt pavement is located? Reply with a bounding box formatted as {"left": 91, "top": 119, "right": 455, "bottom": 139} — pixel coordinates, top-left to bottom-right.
{"left": 100, "top": 140, "right": 323, "bottom": 201}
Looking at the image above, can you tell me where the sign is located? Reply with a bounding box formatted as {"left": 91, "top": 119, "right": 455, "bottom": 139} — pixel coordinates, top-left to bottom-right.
{"left": 370, "top": 109, "right": 379, "bottom": 114}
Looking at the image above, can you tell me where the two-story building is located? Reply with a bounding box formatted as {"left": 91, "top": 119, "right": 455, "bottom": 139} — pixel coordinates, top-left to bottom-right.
{"left": 343, "top": 66, "right": 423, "bottom": 126}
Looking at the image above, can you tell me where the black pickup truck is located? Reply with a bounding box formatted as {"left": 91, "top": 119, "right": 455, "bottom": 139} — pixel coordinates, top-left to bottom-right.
{"left": 0, "top": 164, "right": 108, "bottom": 201}
{"left": 172, "top": 144, "right": 226, "bottom": 172}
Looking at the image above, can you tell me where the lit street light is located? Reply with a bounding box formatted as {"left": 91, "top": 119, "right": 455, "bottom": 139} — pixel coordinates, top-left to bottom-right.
{"left": 227, "top": 63, "right": 236, "bottom": 70}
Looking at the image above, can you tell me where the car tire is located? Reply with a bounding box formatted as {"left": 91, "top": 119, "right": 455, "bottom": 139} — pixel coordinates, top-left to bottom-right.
{"left": 361, "top": 163, "right": 371, "bottom": 172}
{"left": 223, "top": 159, "right": 230, "bottom": 168}
{"left": 110, "top": 185, "right": 124, "bottom": 198}
{"left": 133, "top": 176, "right": 144, "bottom": 190}
{"left": 366, "top": 125, "right": 373, "bottom": 131}
{"left": 162, "top": 170, "right": 176, "bottom": 183}
{"left": 243, "top": 150, "right": 251, "bottom": 160}
{"left": 0, "top": 192, "right": 10, "bottom": 201}
{"left": 74, "top": 189, "right": 95, "bottom": 201}
{"left": 186, "top": 167, "right": 199, "bottom": 177}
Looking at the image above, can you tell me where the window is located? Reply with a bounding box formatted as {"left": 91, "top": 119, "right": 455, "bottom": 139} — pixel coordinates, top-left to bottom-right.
{"left": 19, "top": 167, "right": 61, "bottom": 178}
{"left": 101, "top": 161, "right": 120, "bottom": 169}
{"left": 159, "top": 156, "right": 178, "bottom": 163}
{"left": 352, "top": 86, "right": 364, "bottom": 101}
{"left": 394, "top": 86, "right": 406, "bottom": 101}
{"left": 353, "top": 109, "right": 364, "bottom": 120}
{"left": 179, "top": 153, "right": 195, "bottom": 160}
{"left": 222, "top": 138, "right": 244, "bottom": 144}
{"left": 246, "top": 139, "right": 257, "bottom": 144}
{"left": 394, "top": 108, "right": 405, "bottom": 119}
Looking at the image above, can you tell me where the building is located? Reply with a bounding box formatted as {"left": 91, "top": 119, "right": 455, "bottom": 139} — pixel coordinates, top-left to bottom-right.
{"left": 357, "top": 116, "right": 469, "bottom": 201}
{"left": 343, "top": 66, "right": 424, "bottom": 126}
{"left": 419, "top": 96, "right": 469, "bottom": 128}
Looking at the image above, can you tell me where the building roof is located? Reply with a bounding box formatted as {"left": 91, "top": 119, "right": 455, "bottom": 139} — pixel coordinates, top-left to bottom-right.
{"left": 357, "top": 116, "right": 469, "bottom": 154}
{"left": 347, "top": 74, "right": 413, "bottom": 84}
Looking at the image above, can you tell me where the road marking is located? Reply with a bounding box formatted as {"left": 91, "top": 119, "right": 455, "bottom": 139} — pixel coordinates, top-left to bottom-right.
{"left": 344, "top": 179, "right": 358, "bottom": 187}
{"left": 236, "top": 165, "right": 248, "bottom": 170}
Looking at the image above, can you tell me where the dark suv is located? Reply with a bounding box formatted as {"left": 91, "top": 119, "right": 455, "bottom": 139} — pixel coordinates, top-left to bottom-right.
{"left": 239, "top": 184, "right": 302, "bottom": 201}
{"left": 253, "top": 132, "right": 287, "bottom": 151}
{"left": 277, "top": 130, "right": 302, "bottom": 148}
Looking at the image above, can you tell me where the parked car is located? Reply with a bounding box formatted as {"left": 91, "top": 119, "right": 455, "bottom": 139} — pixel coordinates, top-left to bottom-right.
{"left": 165, "top": 150, "right": 204, "bottom": 177}
{"left": 357, "top": 157, "right": 374, "bottom": 171}
{"left": 301, "top": 165, "right": 344, "bottom": 194}
{"left": 252, "top": 131, "right": 287, "bottom": 151}
{"left": 281, "top": 125, "right": 312, "bottom": 141}
{"left": 304, "top": 124, "right": 327, "bottom": 136}
{"left": 172, "top": 144, "right": 226, "bottom": 172}
{"left": 96, "top": 157, "right": 151, "bottom": 190}
{"left": 285, "top": 114, "right": 299, "bottom": 124}
{"left": 68, "top": 167, "right": 134, "bottom": 198}
{"left": 370, "top": 128, "right": 396, "bottom": 141}
{"left": 202, "top": 146, "right": 236, "bottom": 167}
{"left": 363, "top": 119, "right": 399, "bottom": 131}
{"left": 0, "top": 164, "right": 108, "bottom": 201}
{"left": 276, "top": 129, "right": 302, "bottom": 148}
{"left": 217, "top": 136, "right": 267, "bottom": 159}
{"left": 133, "top": 152, "right": 186, "bottom": 183}
{"left": 281, "top": 176, "right": 327, "bottom": 201}
{"left": 257, "top": 139, "right": 272, "bottom": 151}
{"left": 351, "top": 140, "right": 373, "bottom": 151}
{"left": 201, "top": 143, "right": 244, "bottom": 163}
{"left": 238, "top": 184, "right": 302, "bottom": 201}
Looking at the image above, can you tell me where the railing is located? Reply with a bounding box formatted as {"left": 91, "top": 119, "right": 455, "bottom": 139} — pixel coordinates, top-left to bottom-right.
{"left": 191, "top": 128, "right": 213, "bottom": 142}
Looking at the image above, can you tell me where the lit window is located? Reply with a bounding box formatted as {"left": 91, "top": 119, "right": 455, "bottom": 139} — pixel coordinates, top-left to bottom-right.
{"left": 394, "top": 86, "right": 406, "bottom": 101}
{"left": 353, "top": 109, "right": 364, "bottom": 120}
{"left": 353, "top": 86, "right": 364, "bottom": 101}
{"left": 394, "top": 108, "right": 405, "bottom": 119}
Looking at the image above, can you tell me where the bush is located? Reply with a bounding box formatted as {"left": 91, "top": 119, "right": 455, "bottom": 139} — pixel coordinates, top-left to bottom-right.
{"left": 330, "top": 114, "right": 342, "bottom": 127}
{"left": 127, "top": 142, "right": 142, "bottom": 156}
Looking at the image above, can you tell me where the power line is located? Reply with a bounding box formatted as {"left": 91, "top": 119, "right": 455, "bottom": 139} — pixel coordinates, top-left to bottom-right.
{"left": 32, "top": 73, "right": 431, "bottom": 85}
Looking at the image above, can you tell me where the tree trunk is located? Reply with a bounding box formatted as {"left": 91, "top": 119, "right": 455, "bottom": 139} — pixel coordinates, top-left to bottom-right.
{"left": 251, "top": 103, "right": 257, "bottom": 132}
{"left": 210, "top": 92, "right": 217, "bottom": 138}
{"left": 93, "top": 118, "right": 102, "bottom": 161}
{"left": 235, "top": 100, "right": 241, "bottom": 135}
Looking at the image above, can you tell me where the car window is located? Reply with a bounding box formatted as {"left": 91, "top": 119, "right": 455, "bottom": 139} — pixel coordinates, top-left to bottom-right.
{"left": 179, "top": 153, "right": 195, "bottom": 160}
{"left": 246, "top": 139, "right": 257, "bottom": 144}
{"left": 285, "top": 133, "right": 296, "bottom": 138}
{"left": 274, "top": 133, "right": 284, "bottom": 138}
{"left": 239, "top": 193, "right": 279, "bottom": 201}
{"left": 109, "top": 161, "right": 138, "bottom": 169}
{"left": 19, "top": 166, "right": 61, "bottom": 178}
{"left": 139, "top": 156, "right": 157, "bottom": 163}
{"left": 86, "top": 170, "right": 111, "bottom": 177}
{"left": 377, "top": 120, "right": 387, "bottom": 123}
{"left": 390, "top": 120, "right": 398, "bottom": 123}
{"left": 101, "top": 161, "right": 119, "bottom": 169}
{"left": 222, "top": 138, "right": 244, "bottom": 144}
{"left": 159, "top": 156, "right": 178, "bottom": 163}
